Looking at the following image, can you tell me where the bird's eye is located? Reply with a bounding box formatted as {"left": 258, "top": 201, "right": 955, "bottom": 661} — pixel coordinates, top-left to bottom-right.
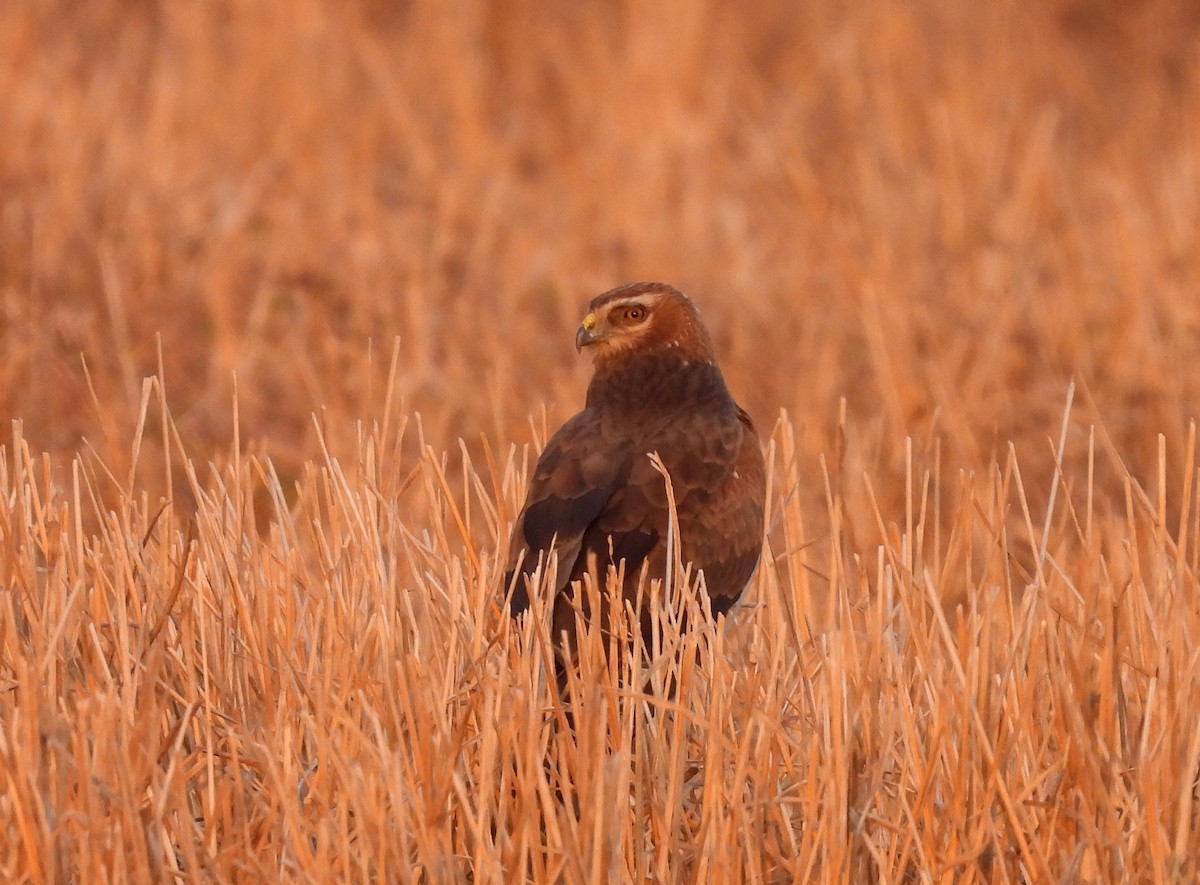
{"left": 622, "top": 306, "right": 646, "bottom": 322}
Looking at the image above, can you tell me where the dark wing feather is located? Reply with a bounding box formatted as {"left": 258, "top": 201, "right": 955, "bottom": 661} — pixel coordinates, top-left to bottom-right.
{"left": 504, "top": 410, "right": 631, "bottom": 614}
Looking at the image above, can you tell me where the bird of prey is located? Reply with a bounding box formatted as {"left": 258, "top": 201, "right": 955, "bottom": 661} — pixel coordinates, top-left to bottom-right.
{"left": 504, "top": 281, "right": 766, "bottom": 658}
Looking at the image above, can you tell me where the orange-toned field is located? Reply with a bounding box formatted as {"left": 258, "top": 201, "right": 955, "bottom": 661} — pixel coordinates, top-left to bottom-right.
{"left": 2, "top": 1, "right": 1199, "bottom": 881}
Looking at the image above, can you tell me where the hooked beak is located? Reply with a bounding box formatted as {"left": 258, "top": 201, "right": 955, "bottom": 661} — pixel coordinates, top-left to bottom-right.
{"left": 575, "top": 312, "right": 601, "bottom": 352}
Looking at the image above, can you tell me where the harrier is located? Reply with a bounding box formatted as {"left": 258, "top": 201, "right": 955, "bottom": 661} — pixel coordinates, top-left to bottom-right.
{"left": 504, "top": 282, "right": 766, "bottom": 655}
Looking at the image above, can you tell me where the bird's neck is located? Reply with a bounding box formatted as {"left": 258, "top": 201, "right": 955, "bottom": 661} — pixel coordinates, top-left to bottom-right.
{"left": 586, "top": 349, "right": 732, "bottom": 415}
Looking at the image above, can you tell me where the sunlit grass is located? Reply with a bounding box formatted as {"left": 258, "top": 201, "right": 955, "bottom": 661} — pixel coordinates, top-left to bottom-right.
{"left": 2, "top": 379, "right": 1198, "bottom": 880}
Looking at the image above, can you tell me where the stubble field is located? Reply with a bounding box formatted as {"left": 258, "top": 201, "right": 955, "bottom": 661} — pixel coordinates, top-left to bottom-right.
{"left": 2, "top": 1, "right": 1200, "bottom": 881}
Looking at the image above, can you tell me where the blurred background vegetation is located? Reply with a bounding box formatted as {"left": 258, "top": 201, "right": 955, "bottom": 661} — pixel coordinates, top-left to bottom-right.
{"left": 1, "top": 0, "right": 1198, "bottom": 524}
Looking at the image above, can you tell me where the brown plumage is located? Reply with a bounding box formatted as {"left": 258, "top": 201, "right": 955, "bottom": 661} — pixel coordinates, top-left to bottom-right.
{"left": 504, "top": 282, "right": 766, "bottom": 656}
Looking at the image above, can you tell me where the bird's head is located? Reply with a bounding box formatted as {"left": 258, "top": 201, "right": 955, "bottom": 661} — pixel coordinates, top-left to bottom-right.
{"left": 575, "top": 282, "right": 716, "bottom": 364}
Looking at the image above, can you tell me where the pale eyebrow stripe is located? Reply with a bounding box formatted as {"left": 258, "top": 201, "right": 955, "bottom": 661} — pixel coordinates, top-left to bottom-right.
{"left": 601, "top": 294, "right": 660, "bottom": 311}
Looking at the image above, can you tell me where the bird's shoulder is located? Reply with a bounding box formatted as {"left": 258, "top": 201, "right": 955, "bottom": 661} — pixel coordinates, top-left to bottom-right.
{"left": 673, "top": 404, "right": 767, "bottom": 608}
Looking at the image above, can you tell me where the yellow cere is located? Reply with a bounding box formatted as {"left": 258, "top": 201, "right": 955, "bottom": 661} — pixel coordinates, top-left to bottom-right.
{"left": 581, "top": 312, "right": 597, "bottom": 330}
